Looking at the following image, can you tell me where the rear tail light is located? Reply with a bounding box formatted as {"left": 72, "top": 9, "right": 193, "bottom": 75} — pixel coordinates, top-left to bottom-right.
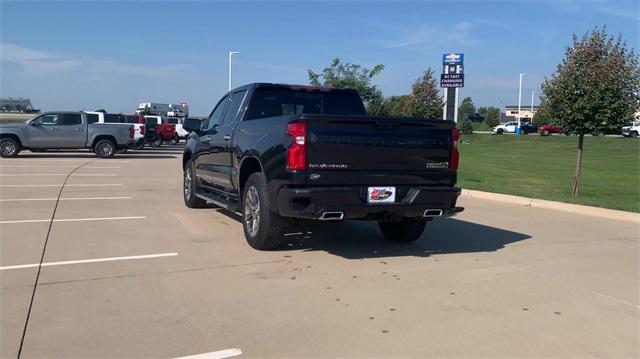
{"left": 138, "top": 115, "right": 145, "bottom": 124}
{"left": 140, "top": 125, "right": 145, "bottom": 136}
{"left": 450, "top": 128, "right": 460, "bottom": 170}
{"left": 286, "top": 121, "right": 307, "bottom": 171}
{"left": 129, "top": 126, "right": 135, "bottom": 139}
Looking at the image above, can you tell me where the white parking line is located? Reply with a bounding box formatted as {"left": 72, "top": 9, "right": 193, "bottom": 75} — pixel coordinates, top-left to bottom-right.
{"left": 175, "top": 348, "right": 243, "bottom": 359}
{"left": 0, "top": 174, "right": 118, "bottom": 176}
{"left": 0, "top": 216, "right": 146, "bottom": 224}
{"left": 0, "top": 184, "right": 123, "bottom": 187}
{"left": 0, "top": 253, "right": 178, "bottom": 271}
{"left": 0, "top": 165, "right": 121, "bottom": 169}
{"left": 0, "top": 196, "right": 132, "bottom": 202}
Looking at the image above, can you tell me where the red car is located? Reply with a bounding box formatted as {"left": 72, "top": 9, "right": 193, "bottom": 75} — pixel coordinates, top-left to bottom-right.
{"left": 539, "top": 124, "right": 562, "bottom": 136}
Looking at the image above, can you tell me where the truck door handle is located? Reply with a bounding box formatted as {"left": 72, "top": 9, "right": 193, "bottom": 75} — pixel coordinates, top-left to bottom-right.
{"left": 205, "top": 136, "right": 212, "bottom": 142}
{"left": 75, "top": 128, "right": 82, "bottom": 132}
{"left": 223, "top": 135, "right": 231, "bottom": 141}
{"left": 51, "top": 128, "right": 58, "bottom": 132}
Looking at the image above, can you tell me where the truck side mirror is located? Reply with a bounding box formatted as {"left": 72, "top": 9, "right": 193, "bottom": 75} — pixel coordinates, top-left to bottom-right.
{"left": 29, "top": 121, "right": 39, "bottom": 126}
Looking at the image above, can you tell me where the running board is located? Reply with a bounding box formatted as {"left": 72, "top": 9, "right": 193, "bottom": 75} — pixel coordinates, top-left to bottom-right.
{"left": 196, "top": 190, "right": 240, "bottom": 212}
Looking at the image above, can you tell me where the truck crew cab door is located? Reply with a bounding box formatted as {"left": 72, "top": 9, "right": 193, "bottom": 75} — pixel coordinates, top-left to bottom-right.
{"left": 26, "top": 113, "right": 62, "bottom": 148}
{"left": 194, "top": 95, "right": 229, "bottom": 190}
{"left": 207, "top": 89, "right": 247, "bottom": 192}
{"left": 54, "top": 113, "right": 86, "bottom": 147}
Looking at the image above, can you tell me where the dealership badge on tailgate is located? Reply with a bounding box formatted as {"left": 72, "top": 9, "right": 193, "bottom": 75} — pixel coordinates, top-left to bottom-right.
{"left": 367, "top": 187, "right": 396, "bottom": 203}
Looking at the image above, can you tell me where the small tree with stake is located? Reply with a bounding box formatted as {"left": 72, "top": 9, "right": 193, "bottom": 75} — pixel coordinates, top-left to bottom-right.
{"left": 541, "top": 26, "right": 640, "bottom": 196}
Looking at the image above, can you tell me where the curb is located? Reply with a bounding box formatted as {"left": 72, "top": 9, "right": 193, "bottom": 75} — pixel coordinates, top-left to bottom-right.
{"left": 461, "top": 189, "right": 640, "bottom": 223}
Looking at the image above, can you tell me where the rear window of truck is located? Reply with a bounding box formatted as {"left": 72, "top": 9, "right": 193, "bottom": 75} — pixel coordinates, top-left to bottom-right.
{"left": 104, "top": 114, "right": 125, "bottom": 123}
{"left": 246, "top": 87, "right": 366, "bottom": 120}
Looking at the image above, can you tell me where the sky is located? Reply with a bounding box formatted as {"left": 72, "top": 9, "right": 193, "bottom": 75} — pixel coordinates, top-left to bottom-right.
{"left": 1, "top": 0, "right": 638, "bottom": 116}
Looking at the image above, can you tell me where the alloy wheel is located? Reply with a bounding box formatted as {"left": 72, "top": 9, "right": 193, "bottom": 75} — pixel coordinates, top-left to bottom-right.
{"left": 244, "top": 186, "right": 260, "bottom": 237}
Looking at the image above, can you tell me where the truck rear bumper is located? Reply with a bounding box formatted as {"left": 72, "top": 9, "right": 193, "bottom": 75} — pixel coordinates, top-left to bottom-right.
{"left": 276, "top": 186, "right": 463, "bottom": 221}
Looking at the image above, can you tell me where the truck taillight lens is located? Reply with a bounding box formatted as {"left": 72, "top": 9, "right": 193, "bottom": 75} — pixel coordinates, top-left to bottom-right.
{"left": 286, "top": 121, "right": 307, "bottom": 171}
{"left": 140, "top": 125, "right": 145, "bottom": 135}
{"left": 451, "top": 128, "right": 460, "bottom": 170}
{"left": 129, "top": 126, "right": 135, "bottom": 138}
{"left": 138, "top": 115, "right": 145, "bottom": 124}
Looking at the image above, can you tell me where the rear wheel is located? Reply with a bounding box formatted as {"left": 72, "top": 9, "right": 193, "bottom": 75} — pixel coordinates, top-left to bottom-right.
{"left": 496, "top": 128, "right": 504, "bottom": 135}
{"left": 242, "top": 173, "right": 284, "bottom": 250}
{"left": 183, "top": 159, "right": 207, "bottom": 208}
{"left": 378, "top": 220, "right": 427, "bottom": 243}
{"left": 133, "top": 140, "right": 145, "bottom": 150}
{"left": 0, "top": 138, "right": 20, "bottom": 158}
{"left": 94, "top": 139, "right": 115, "bottom": 158}
{"left": 149, "top": 135, "right": 163, "bottom": 147}
{"left": 169, "top": 134, "right": 179, "bottom": 145}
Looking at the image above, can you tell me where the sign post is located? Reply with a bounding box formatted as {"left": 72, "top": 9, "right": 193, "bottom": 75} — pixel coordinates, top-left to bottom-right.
{"left": 441, "top": 53, "right": 464, "bottom": 122}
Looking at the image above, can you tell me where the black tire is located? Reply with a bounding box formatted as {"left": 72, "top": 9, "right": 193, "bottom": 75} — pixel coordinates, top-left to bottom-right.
{"left": 133, "top": 140, "right": 145, "bottom": 150}
{"left": 242, "top": 172, "right": 284, "bottom": 250}
{"left": 149, "top": 136, "right": 163, "bottom": 147}
{"left": 94, "top": 139, "right": 116, "bottom": 158}
{"left": 496, "top": 128, "right": 504, "bottom": 135}
{"left": 542, "top": 129, "right": 550, "bottom": 136}
{"left": 0, "top": 137, "right": 21, "bottom": 158}
{"left": 169, "top": 134, "right": 179, "bottom": 145}
{"left": 630, "top": 131, "right": 638, "bottom": 138}
{"left": 183, "top": 159, "right": 207, "bottom": 208}
{"left": 378, "top": 220, "right": 427, "bottom": 243}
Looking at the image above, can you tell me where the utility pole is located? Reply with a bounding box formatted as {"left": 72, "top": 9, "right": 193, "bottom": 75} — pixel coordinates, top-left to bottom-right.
{"left": 228, "top": 51, "right": 240, "bottom": 91}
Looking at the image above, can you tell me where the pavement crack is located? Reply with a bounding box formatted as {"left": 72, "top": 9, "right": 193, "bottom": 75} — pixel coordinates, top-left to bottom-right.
{"left": 16, "top": 159, "right": 96, "bottom": 358}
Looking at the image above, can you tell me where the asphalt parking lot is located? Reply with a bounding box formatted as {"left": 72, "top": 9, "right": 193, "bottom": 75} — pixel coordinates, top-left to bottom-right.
{"left": 1, "top": 146, "right": 638, "bottom": 358}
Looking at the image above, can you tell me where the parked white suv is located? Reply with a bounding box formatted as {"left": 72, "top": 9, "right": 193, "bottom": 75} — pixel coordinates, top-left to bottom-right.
{"left": 493, "top": 121, "right": 518, "bottom": 134}
{"left": 622, "top": 121, "right": 639, "bottom": 138}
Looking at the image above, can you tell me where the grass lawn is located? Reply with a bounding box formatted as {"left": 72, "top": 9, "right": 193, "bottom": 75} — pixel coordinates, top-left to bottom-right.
{"left": 457, "top": 133, "right": 640, "bottom": 212}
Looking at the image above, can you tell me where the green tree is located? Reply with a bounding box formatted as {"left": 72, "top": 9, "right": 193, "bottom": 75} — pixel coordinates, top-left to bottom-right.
{"left": 308, "top": 58, "right": 385, "bottom": 114}
{"left": 484, "top": 107, "right": 501, "bottom": 128}
{"left": 458, "top": 97, "right": 476, "bottom": 122}
{"left": 458, "top": 119, "right": 473, "bottom": 134}
{"left": 379, "top": 95, "right": 413, "bottom": 117}
{"left": 410, "top": 67, "right": 443, "bottom": 119}
{"left": 532, "top": 99, "right": 553, "bottom": 125}
{"left": 541, "top": 26, "right": 640, "bottom": 195}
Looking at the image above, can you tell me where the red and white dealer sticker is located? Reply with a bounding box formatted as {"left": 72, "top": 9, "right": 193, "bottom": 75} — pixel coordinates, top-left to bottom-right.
{"left": 367, "top": 187, "right": 396, "bottom": 203}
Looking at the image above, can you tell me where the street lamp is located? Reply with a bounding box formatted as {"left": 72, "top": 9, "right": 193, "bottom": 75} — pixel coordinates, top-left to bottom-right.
{"left": 228, "top": 51, "right": 240, "bottom": 91}
{"left": 531, "top": 90, "right": 535, "bottom": 120}
{"left": 517, "top": 73, "right": 526, "bottom": 133}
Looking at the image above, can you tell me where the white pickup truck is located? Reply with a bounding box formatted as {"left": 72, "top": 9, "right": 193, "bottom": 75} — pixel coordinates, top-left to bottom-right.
{"left": 85, "top": 112, "right": 145, "bottom": 149}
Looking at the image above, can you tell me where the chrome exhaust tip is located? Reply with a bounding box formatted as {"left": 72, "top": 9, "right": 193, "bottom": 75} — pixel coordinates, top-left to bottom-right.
{"left": 423, "top": 209, "right": 443, "bottom": 217}
{"left": 319, "top": 211, "right": 344, "bottom": 221}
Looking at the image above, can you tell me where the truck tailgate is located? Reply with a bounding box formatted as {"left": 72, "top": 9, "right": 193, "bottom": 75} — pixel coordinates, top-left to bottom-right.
{"left": 304, "top": 116, "right": 456, "bottom": 186}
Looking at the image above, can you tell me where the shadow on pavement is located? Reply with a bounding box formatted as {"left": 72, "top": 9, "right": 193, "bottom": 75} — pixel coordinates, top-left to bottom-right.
{"left": 215, "top": 208, "right": 530, "bottom": 259}
{"left": 282, "top": 219, "right": 531, "bottom": 259}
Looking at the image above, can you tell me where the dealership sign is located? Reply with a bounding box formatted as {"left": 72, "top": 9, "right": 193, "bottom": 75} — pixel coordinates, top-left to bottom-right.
{"left": 440, "top": 73, "right": 464, "bottom": 88}
{"left": 443, "top": 53, "right": 464, "bottom": 65}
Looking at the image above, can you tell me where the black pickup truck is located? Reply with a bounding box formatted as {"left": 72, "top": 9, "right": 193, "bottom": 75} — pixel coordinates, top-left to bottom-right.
{"left": 182, "top": 83, "right": 463, "bottom": 250}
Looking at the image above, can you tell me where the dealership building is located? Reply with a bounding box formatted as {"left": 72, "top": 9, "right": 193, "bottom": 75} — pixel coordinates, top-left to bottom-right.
{"left": 504, "top": 105, "right": 539, "bottom": 121}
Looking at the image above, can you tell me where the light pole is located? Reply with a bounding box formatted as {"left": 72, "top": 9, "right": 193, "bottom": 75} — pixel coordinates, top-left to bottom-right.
{"left": 517, "top": 73, "right": 526, "bottom": 129}
{"left": 530, "top": 90, "right": 535, "bottom": 119}
{"left": 228, "top": 51, "right": 240, "bottom": 91}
